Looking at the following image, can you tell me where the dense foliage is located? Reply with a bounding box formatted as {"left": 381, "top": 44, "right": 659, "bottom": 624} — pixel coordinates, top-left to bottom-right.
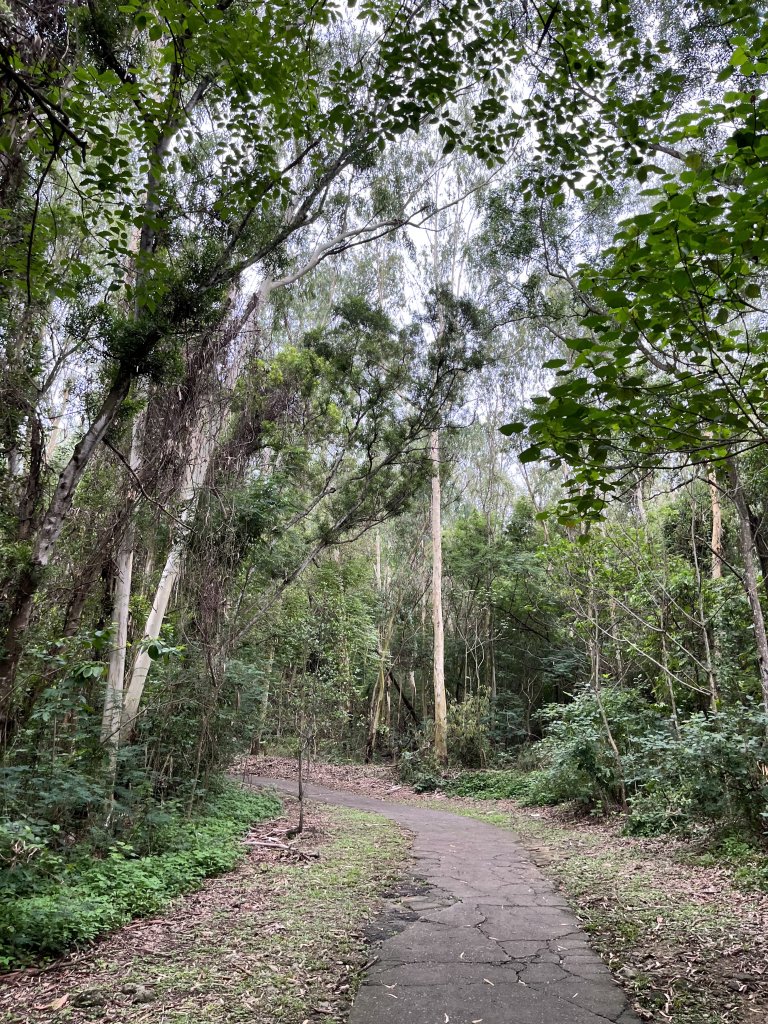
{"left": 0, "top": 784, "right": 279, "bottom": 967}
{"left": 3, "top": 0, "right": 768, "bottom": 965}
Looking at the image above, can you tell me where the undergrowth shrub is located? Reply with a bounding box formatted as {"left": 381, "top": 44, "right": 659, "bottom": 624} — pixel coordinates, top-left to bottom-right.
{"left": 624, "top": 703, "right": 768, "bottom": 836}
{"left": 524, "top": 687, "right": 662, "bottom": 811}
{"left": 447, "top": 694, "right": 491, "bottom": 768}
{"left": 445, "top": 769, "right": 531, "bottom": 800}
{"left": 397, "top": 749, "right": 443, "bottom": 792}
{"left": 0, "top": 784, "right": 280, "bottom": 968}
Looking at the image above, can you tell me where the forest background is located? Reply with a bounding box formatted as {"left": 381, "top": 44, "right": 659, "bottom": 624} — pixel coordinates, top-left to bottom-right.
{"left": 3, "top": 0, "right": 768, "bottom": 968}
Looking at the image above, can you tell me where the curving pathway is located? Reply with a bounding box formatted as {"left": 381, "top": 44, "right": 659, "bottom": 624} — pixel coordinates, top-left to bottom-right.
{"left": 246, "top": 776, "right": 639, "bottom": 1024}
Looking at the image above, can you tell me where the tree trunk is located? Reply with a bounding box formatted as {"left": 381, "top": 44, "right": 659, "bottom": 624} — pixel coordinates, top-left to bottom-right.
{"left": 588, "top": 569, "right": 626, "bottom": 808}
{"left": 430, "top": 430, "right": 448, "bottom": 764}
{"left": 102, "top": 535, "right": 134, "bottom": 750}
{"left": 388, "top": 667, "right": 420, "bottom": 725}
{"left": 119, "top": 421, "right": 213, "bottom": 741}
{"left": 708, "top": 471, "right": 723, "bottom": 580}
{"left": 102, "top": 410, "right": 145, "bottom": 752}
{"left": 635, "top": 477, "right": 647, "bottom": 523}
{"left": 366, "top": 663, "right": 386, "bottom": 762}
{"left": 45, "top": 383, "right": 70, "bottom": 463}
{"left": 690, "top": 497, "right": 719, "bottom": 710}
{"left": 251, "top": 648, "right": 274, "bottom": 756}
{"left": 488, "top": 604, "right": 497, "bottom": 701}
{"left": 728, "top": 459, "right": 768, "bottom": 713}
{"left": 0, "top": 373, "right": 132, "bottom": 737}
{"left": 659, "top": 602, "right": 681, "bottom": 738}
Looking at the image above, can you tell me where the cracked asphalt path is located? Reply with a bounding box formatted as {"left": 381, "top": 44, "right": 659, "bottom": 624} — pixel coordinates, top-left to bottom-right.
{"left": 246, "top": 776, "right": 639, "bottom": 1024}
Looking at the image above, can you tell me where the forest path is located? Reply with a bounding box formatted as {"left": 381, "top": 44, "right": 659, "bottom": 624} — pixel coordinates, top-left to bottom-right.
{"left": 245, "top": 776, "right": 639, "bottom": 1024}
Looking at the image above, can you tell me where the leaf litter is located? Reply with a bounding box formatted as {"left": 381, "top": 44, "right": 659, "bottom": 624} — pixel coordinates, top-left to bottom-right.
{"left": 242, "top": 756, "right": 768, "bottom": 1024}
{"left": 0, "top": 799, "right": 408, "bottom": 1024}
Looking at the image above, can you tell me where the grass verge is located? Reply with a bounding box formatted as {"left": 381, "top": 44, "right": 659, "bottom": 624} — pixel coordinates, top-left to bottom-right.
{"left": 0, "top": 784, "right": 281, "bottom": 969}
{"left": 0, "top": 798, "right": 409, "bottom": 1023}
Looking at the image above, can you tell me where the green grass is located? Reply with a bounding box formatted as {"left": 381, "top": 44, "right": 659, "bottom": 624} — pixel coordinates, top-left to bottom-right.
{"left": 0, "top": 784, "right": 281, "bottom": 968}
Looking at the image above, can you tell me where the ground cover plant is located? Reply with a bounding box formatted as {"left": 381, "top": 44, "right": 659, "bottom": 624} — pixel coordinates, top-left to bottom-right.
{"left": 0, "top": 784, "right": 280, "bottom": 968}
{"left": 0, "top": 796, "right": 408, "bottom": 1024}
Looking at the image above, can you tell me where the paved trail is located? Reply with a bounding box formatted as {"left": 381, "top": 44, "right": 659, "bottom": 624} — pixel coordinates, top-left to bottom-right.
{"left": 247, "top": 776, "right": 639, "bottom": 1024}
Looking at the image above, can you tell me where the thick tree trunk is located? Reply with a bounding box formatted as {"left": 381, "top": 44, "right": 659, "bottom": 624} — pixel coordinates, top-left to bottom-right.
{"left": 102, "top": 535, "right": 134, "bottom": 750}
{"left": 119, "top": 423, "right": 213, "bottom": 740}
{"left": 430, "top": 430, "right": 448, "bottom": 764}
{"left": 102, "top": 412, "right": 144, "bottom": 752}
{"left": 728, "top": 459, "right": 768, "bottom": 713}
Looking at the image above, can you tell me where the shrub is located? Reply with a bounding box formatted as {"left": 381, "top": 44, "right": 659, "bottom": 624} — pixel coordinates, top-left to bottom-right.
{"left": 445, "top": 769, "right": 531, "bottom": 800}
{"left": 397, "top": 750, "right": 443, "bottom": 792}
{"left": 624, "top": 703, "right": 768, "bottom": 836}
{"left": 528, "top": 688, "right": 661, "bottom": 811}
{"left": 0, "top": 784, "right": 280, "bottom": 967}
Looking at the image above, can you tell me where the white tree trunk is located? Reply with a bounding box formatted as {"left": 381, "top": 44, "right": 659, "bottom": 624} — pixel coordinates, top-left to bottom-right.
{"left": 709, "top": 471, "right": 723, "bottom": 579}
{"left": 102, "top": 413, "right": 143, "bottom": 750}
{"left": 119, "top": 424, "right": 213, "bottom": 741}
{"left": 45, "top": 384, "right": 70, "bottom": 464}
{"left": 374, "top": 528, "right": 382, "bottom": 590}
{"left": 102, "top": 541, "right": 134, "bottom": 749}
{"left": 728, "top": 460, "right": 768, "bottom": 714}
{"left": 430, "top": 430, "right": 448, "bottom": 763}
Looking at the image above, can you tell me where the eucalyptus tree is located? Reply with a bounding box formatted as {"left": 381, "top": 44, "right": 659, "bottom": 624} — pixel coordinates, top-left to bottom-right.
{"left": 0, "top": 0, "right": 531, "bottom": 743}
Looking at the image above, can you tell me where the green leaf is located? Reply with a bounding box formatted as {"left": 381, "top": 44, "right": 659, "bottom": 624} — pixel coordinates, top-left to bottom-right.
{"left": 519, "top": 445, "right": 542, "bottom": 464}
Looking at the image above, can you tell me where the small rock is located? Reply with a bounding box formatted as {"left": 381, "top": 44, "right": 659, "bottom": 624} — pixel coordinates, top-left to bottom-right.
{"left": 74, "top": 989, "right": 107, "bottom": 1008}
{"left": 132, "top": 986, "right": 155, "bottom": 1004}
